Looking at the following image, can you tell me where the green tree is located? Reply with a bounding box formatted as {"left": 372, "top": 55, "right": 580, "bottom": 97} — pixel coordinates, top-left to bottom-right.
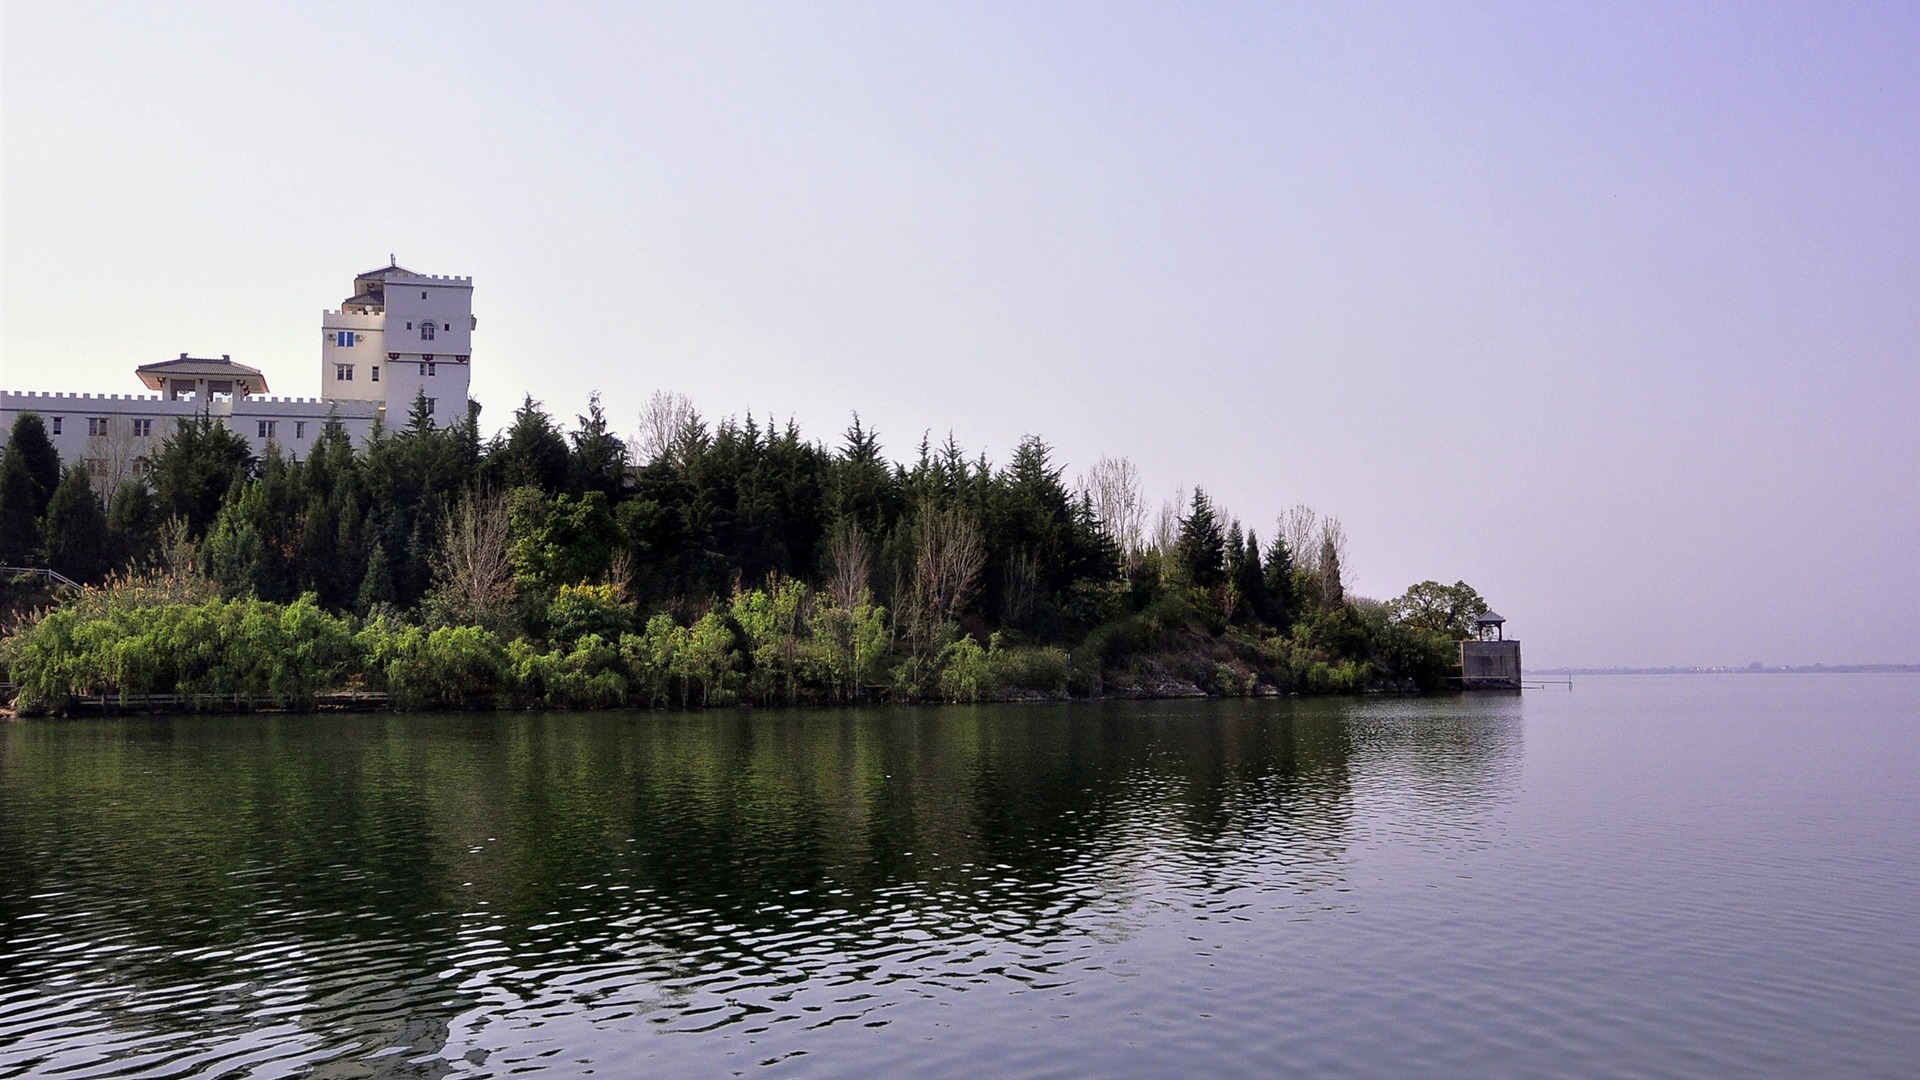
{"left": 825, "top": 414, "right": 896, "bottom": 538}
{"left": 1319, "top": 533, "right": 1345, "bottom": 609}
{"left": 568, "top": 392, "right": 628, "bottom": 500}
{"left": 4, "top": 413, "right": 62, "bottom": 519}
{"left": 106, "top": 479, "right": 162, "bottom": 569}
{"left": 492, "top": 395, "right": 570, "bottom": 493}
{"left": 1233, "top": 527, "right": 1269, "bottom": 626}
{"left": 357, "top": 529, "right": 397, "bottom": 614}
{"left": 205, "top": 445, "right": 301, "bottom": 600}
{"left": 0, "top": 450, "right": 42, "bottom": 565}
{"left": 1386, "top": 580, "right": 1489, "bottom": 639}
{"left": 150, "top": 414, "right": 255, "bottom": 538}
{"left": 43, "top": 466, "right": 109, "bottom": 584}
{"left": 507, "top": 488, "right": 620, "bottom": 595}
{"left": 1261, "top": 535, "right": 1297, "bottom": 630}
{"left": 547, "top": 582, "right": 636, "bottom": 648}
{"left": 1175, "top": 488, "right": 1226, "bottom": 589}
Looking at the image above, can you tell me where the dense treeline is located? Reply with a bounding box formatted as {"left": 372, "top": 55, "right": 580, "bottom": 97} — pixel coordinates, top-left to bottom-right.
{"left": 0, "top": 393, "right": 1490, "bottom": 713}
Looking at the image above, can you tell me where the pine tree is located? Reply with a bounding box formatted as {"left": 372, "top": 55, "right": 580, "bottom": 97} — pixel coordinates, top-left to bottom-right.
{"left": 1235, "top": 527, "right": 1269, "bottom": 626}
{"left": 493, "top": 395, "right": 570, "bottom": 493}
{"left": 43, "top": 466, "right": 109, "bottom": 583}
{"left": 1175, "top": 488, "right": 1226, "bottom": 588}
{"left": 1319, "top": 534, "right": 1345, "bottom": 609}
{"left": 107, "top": 479, "right": 161, "bottom": 570}
{"left": 1262, "top": 535, "right": 1296, "bottom": 630}
{"left": 0, "top": 450, "right": 43, "bottom": 565}
{"left": 149, "top": 413, "right": 255, "bottom": 538}
{"left": 5, "top": 413, "right": 62, "bottom": 519}
{"left": 568, "top": 392, "right": 629, "bottom": 500}
{"left": 331, "top": 491, "right": 370, "bottom": 609}
{"left": 358, "top": 537, "right": 396, "bottom": 614}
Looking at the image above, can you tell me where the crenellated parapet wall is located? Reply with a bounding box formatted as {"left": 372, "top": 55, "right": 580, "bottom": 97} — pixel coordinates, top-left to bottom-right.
{"left": 385, "top": 273, "right": 473, "bottom": 284}
{"left": 1, "top": 388, "right": 387, "bottom": 468}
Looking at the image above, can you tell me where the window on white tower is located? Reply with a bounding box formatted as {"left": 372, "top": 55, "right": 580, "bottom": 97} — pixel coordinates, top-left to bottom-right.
{"left": 336, "top": 330, "right": 356, "bottom": 347}
{"left": 371, "top": 366, "right": 380, "bottom": 382}
{"left": 336, "top": 364, "right": 353, "bottom": 381}
{"left": 420, "top": 321, "right": 436, "bottom": 341}
{"left": 88, "top": 417, "right": 110, "bottom": 436}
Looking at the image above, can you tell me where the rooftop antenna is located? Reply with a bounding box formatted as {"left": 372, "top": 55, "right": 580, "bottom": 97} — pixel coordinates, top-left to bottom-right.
{"left": 389, "top": 252, "right": 396, "bottom": 267}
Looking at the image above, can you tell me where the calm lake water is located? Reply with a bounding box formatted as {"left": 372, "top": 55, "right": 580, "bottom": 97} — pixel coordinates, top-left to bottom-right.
{"left": 1, "top": 675, "right": 1915, "bottom": 1078}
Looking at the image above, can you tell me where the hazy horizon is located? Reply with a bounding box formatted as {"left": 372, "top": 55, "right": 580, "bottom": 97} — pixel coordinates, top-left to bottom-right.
{"left": 3, "top": 3, "right": 1915, "bottom": 669}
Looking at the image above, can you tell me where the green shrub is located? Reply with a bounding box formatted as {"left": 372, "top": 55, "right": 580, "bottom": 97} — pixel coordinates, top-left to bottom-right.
{"left": 1080, "top": 613, "right": 1157, "bottom": 668}
{"left": 991, "top": 645, "right": 1069, "bottom": 695}
{"left": 1210, "top": 661, "right": 1258, "bottom": 696}
{"left": 547, "top": 582, "right": 636, "bottom": 647}
{"left": 509, "top": 633, "right": 627, "bottom": 709}
{"left": 620, "top": 613, "right": 684, "bottom": 707}
{"left": 936, "top": 634, "right": 994, "bottom": 703}
{"left": 5, "top": 584, "right": 354, "bottom": 713}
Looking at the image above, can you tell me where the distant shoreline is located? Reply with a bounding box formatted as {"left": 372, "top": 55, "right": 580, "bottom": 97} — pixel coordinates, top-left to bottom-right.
{"left": 1533, "top": 664, "right": 1919, "bottom": 676}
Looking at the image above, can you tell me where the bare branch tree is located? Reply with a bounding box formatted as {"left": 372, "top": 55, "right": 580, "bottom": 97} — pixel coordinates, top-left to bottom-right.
{"left": 1001, "top": 546, "right": 1041, "bottom": 626}
{"left": 1151, "top": 486, "right": 1186, "bottom": 561}
{"left": 86, "top": 418, "right": 155, "bottom": 501}
{"left": 429, "top": 490, "right": 515, "bottom": 631}
{"left": 910, "top": 502, "right": 984, "bottom": 640}
{"left": 631, "top": 390, "right": 695, "bottom": 468}
{"left": 1079, "top": 456, "right": 1147, "bottom": 570}
{"left": 824, "top": 520, "right": 873, "bottom": 612}
{"left": 1278, "top": 504, "right": 1320, "bottom": 576}
{"left": 605, "top": 549, "right": 635, "bottom": 600}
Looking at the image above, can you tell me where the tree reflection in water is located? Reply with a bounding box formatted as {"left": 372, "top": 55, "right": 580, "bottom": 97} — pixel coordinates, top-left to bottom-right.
{"left": 0, "top": 696, "right": 1522, "bottom": 1076}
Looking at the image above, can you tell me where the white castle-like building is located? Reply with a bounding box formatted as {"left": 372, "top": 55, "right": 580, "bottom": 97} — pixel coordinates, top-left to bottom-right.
{"left": 1, "top": 261, "right": 473, "bottom": 487}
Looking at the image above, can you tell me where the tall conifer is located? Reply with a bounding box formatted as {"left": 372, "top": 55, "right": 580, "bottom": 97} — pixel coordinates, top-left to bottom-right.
{"left": 1235, "top": 528, "right": 1269, "bottom": 625}
{"left": 5, "top": 413, "right": 61, "bottom": 519}
{"left": 0, "top": 450, "right": 43, "bottom": 565}
{"left": 1176, "top": 488, "right": 1226, "bottom": 588}
{"left": 43, "top": 466, "right": 109, "bottom": 584}
{"left": 107, "top": 479, "right": 161, "bottom": 569}
{"left": 1262, "top": 535, "right": 1296, "bottom": 629}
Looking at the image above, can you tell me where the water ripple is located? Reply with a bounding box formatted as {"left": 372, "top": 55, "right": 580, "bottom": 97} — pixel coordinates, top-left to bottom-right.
{"left": 2, "top": 684, "right": 1917, "bottom": 1077}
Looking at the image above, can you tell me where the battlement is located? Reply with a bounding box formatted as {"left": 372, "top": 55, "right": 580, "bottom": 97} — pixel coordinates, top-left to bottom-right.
{"left": 1, "top": 390, "right": 164, "bottom": 402}
{"left": 385, "top": 272, "right": 472, "bottom": 285}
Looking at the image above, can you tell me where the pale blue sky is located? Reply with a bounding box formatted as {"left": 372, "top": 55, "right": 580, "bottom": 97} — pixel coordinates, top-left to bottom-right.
{"left": 3, "top": 2, "right": 1915, "bottom": 667}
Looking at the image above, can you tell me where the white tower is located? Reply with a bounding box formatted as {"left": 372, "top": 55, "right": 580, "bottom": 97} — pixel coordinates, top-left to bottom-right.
{"left": 321, "top": 259, "right": 474, "bottom": 424}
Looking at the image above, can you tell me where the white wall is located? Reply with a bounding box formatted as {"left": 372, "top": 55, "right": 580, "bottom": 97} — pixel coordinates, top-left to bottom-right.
{"left": 381, "top": 274, "right": 473, "bottom": 363}
{"left": 320, "top": 309, "right": 386, "bottom": 403}
{"left": 380, "top": 357, "right": 471, "bottom": 425}
{"left": 375, "top": 273, "right": 473, "bottom": 426}
{"left": 1, "top": 390, "right": 384, "bottom": 484}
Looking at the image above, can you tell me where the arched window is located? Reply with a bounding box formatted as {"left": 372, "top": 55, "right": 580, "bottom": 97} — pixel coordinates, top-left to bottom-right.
{"left": 420, "top": 321, "right": 437, "bottom": 341}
